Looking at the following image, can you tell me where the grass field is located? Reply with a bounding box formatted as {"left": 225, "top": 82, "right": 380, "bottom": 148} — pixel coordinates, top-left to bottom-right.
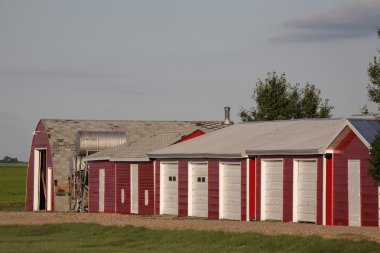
{"left": 0, "top": 223, "right": 379, "bottom": 253}
{"left": 0, "top": 163, "right": 26, "bottom": 211}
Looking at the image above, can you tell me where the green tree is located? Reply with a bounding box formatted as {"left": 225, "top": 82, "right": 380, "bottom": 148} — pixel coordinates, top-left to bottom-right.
{"left": 367, "top": 28, "right": 380, "bottom": 106}
{"left": 367, "top": 28, "right": 380, "bottom": 183}
{"left": 239, "top": 72, "right": 333, "bottom": 122}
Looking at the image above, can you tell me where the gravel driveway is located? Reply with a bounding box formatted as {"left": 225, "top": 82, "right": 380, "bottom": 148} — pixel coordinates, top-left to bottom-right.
{"left": 1, "top": 211, "right": 379, "bottom": 243}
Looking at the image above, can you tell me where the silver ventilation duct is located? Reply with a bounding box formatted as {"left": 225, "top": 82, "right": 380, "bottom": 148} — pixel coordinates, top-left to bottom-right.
{"left": 223, "top": 106, "right": 233, "bottom": 125}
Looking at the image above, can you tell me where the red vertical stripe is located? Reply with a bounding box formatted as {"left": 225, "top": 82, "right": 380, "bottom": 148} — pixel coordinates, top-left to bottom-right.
{"left": 326, "top": 156, "right": 333, "bottom": 225}
{"left": 138, "top": 163, "right": 154, "bottom": 215}
{"left": 155, "top": 162, "right": 160, "bottom": 215}
{"left": 256, "top": 157, "right": 261, "bottom": 220}
{"left": 178, "top": 160, "right": 188, "bottom": 217}
{"left": 249, "top": 158, "right": 256, "bottom": 220}
{"left": 208, "top": 160, "right": 219, "bottom": 219}
{"left": 241, "top": 160, "right": 247, "bottom": 221}
{"left": 283, "top": 158, "right": 293, "bottom": 222}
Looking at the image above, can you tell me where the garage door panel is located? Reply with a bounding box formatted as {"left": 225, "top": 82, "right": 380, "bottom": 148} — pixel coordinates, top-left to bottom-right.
{"left": 298, "top": 205, "right": 316, "bottom": 213}
{"left": 298, "top": 182, "right": 316, "bottom": 190}
{"left": 296, "top": 161, "right": 317, "bottom": 223}
{"left": 163, "top": 164, "right": 178, "bottom": 215}
{"left": 224, "top": 168, "right": 240, "bottom": 176}
{"left": 190, "top": 164, "right": 208, "bottom": 218}
{"left": 266, "top": 212, "right": 282, "bottom": 220}
{"left": 223, "top": 204, "right": 240, "bottom": 213}
{"left": 222, "top": 164, "right": 241, "bottom": 220}
{"left": 262, "top": 160, "right": 283, "bottom": 221}
{"left": 298, "top": 175, "right": 316, "bottom": 182}
{"left": 224, "top": 212, "right": 240, "bottom": 221}
{"left": 264, "top": 182, "right": 282, "bottom": 190}
{"left": 223, "top": 176, "right": 240, "bottom": 183}
{"left": 264, "top": 189, "right": 282, "bottom": 197}
{"left": 265, "top": 197, "right": 282, "bottom": 205}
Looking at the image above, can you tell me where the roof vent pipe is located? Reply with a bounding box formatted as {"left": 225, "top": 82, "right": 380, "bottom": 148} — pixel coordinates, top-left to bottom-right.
{"left": 223, "top": 106, "right": 233, "bottom": 125}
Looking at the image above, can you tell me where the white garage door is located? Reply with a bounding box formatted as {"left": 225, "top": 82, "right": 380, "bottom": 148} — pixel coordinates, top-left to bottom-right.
{"left": 162, "top": 163, "right": 178, "bottom": 215}
{"left": 221, "top": 163, "right": 241, "bottom": 220}
{"left": 190, "top": 163, "right": 208, "bottom": 217}
{"left": 262, "top": 160, "right": 283, "bottom": 221}
{"left": 296, "top": 160, "right": 317, "bottom": 223}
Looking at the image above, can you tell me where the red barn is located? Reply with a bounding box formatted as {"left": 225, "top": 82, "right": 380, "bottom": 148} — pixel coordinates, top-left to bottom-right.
{"left": 84, "top": 131, "right": 210, "bottom": 215}
{"left": 149, "top": 118, "right": 380, "bottom": 226}
{"left": 26, "top": 119, "right": 228, "bottom": 212}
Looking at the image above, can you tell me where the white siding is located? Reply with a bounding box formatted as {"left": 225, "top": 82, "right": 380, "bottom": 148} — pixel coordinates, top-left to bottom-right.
{"left": 220, "top": 163, "right": 241, "bottom": 220}
{"left": 295, "top": 160, "right": 317, "bottom": 223}
{"left": 348, "top": 160, "right": 361, "bottom": 226}
{"left": 131, "top": 164, "right": 138, "bottom": 214}
{"left": 189, "top": 163, "right": 208, "bottom": 217}
{"left": 262, "top": 160, "right": 283, "bottom": 221}
{"left": 162, "top": 163, "right": 178, "bottom": 215}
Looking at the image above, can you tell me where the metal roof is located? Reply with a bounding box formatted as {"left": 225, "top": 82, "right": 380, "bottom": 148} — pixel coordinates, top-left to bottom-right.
{"left": 40, "top": 119, "right": 227, "bottom": 179}
{"left": 148, "top": 118, "right": 348, "bottom": 158}
{"left": 347, "top": 118, "right": 380, "bottom": 148}
{"left": 84, "top": 131, "right": 195, "bottom": 162}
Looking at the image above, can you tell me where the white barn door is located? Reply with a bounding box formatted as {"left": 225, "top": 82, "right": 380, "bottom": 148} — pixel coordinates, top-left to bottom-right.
{"left": 99, "top": 169, "right": 105, "bottom": 213}
{"left": 47, "top": 167, "right": 53, "bottom": 211}
{"left": 348, "top": 160, "right": 361, "bottom": 226}
{"left": 161, "top": 163, "right": 178, "bottom": 215}
{"left": 131, "top": 164, "right": 139, "bottom": 214}
{"left": 293, "top": 160, "right": 317, "bottom": 223}
{"left": 261, "top": 160, "right": 283, "bottom": 221}
{"left": 220, "top": 163, "right": 241, "bottom": 220}
{"left": 189, "top": 163, "right": 208, "bottom": 217}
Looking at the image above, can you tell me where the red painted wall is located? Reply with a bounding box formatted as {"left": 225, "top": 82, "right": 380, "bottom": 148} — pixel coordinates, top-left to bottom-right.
{"left": 326, "top": 156, "right": 333, "bottom": 225}
{"left": 178, "top": 160, "right": 188, "bottom": 217}
{"left": 241, "top": 160, "right": 247, "bottom": 221}
{"left": 333, "top": 131, "right": 378, "bottom": 227}
{"left": 255, "top": 157, "right": 261, "bottom": 221}
{"left": 115, "top": 163, "right": 130, "bottom": 214}
{"left": 283, "top": 158, "right": 293, "bottom": 222}
{"left": 88, "top": 161, "right": 115, "bottom": 213}
{"left": 25, "top": 121, "right": 54, "bottom": 211}
{"left": 208, "top": 160, "right": 219, "bottom": 219}
{"left": 138, "top": 163, "right": 155, "bottom": 215}
{"left": 155, "top": 161, "right": 160, "bottom": 215}
{"left": 249, "top": 158, "right": 256, "bottom": 220}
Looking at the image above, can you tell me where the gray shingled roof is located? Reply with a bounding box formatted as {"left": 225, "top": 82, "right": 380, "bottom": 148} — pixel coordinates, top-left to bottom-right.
{"left": 84, "top": 131, "right": 195, "bottom": 162}
{"left": 148, "top": 118, "right": 348, "bottom": 158}
{"left": 41, "top": 119, "right": 227, "bottom": 180}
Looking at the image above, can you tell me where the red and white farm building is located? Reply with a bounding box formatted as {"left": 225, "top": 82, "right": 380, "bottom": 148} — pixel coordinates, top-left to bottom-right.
{"left": 86, "top": 118, "right": 380, "bottom": 227}
{"left": 26, "top": 116, "right": 380, "bottom": 227}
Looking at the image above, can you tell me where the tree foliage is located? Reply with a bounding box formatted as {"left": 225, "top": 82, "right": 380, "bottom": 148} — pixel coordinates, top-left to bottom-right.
{"left": 368, "top": 28, "right": 380, "bottom": 183}
{"left": 367, "top": 28, "right": 380, "bottom": 106}
{"left": 239, "top": 72, "right": 333, "bottom": 122}
{"left": 0, "top": 156, "right": 19, "bottom": 163}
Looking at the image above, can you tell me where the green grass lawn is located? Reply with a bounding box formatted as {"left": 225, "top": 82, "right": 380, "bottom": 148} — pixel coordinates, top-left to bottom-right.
{"left": 0, "top": 163, "right": 26, "bottom": 211}
{"left": 0, "top": 223, "right": 378, "bottom": 253}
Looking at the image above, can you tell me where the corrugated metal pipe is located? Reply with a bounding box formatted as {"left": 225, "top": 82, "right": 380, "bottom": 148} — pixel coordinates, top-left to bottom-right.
{"left": 223, "top": 106, "right": 233, "bottom": 125}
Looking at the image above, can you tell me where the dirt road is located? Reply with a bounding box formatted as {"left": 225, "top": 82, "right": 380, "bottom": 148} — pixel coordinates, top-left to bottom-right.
{"left": 1, "top": 211, "right": 379, "bottom": 242}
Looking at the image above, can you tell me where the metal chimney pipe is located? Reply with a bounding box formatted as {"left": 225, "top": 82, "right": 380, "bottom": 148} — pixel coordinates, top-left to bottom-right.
{"left": 223, "top": 107, "right": 233, "bottom": 125}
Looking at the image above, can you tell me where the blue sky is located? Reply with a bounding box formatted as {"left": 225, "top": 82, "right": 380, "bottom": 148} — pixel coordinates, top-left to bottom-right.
{"left": 0, "top": 0, "right": 379, "bottom": 160}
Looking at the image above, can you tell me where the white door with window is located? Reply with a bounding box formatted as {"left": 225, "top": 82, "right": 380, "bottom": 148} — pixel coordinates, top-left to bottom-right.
{"left": 161, "top": 163, "right": 178, "bottom": 215}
